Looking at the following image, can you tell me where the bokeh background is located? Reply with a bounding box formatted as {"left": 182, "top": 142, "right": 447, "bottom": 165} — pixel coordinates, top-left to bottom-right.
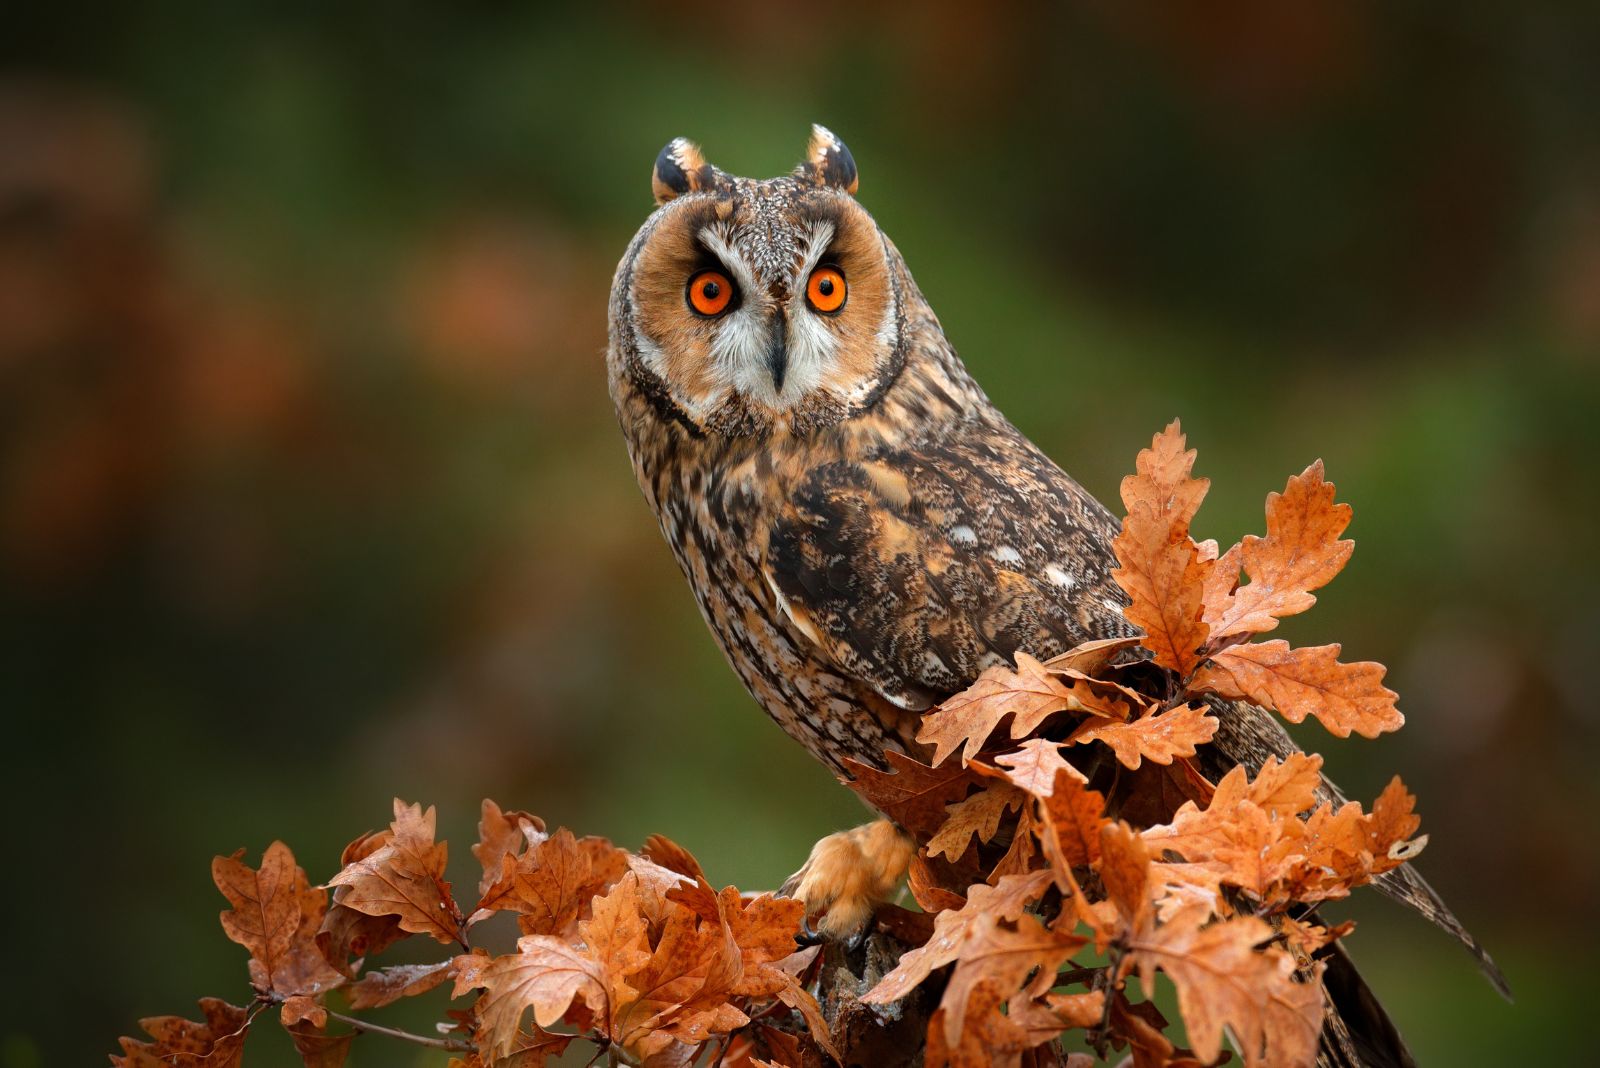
{"left": 3, "top": 3, "right": 1596, "bottom": 1065}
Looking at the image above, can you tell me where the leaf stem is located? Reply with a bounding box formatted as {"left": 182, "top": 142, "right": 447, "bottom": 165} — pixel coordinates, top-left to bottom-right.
{"left": 322, "top": 1009, "right": 473, "bottom": 1052}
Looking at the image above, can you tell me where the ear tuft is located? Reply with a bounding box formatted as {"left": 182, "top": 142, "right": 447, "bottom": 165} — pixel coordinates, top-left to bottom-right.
{"left": 801, "top": 124, "right": 859, "bottom": 195}
{"left": 652, "top": 137, "right": 716, "bottom": 205}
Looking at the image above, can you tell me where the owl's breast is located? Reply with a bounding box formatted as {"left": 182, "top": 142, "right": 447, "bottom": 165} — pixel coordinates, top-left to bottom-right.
{"left": 634, "top": 428, "right": 921, "bottom": 775}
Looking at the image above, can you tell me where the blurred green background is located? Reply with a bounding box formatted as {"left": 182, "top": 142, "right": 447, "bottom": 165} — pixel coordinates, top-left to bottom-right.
{"left": 2, "top": 3, "right": 1595, "bottom": 1065}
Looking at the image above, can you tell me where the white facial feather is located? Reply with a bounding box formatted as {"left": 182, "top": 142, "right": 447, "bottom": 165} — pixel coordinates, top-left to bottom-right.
{"left": 691, "top": 219, "right": 880, "bottom": 410}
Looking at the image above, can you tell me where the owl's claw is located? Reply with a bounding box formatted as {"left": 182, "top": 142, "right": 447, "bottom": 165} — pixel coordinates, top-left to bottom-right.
{"left": 795, "top": 914, "right": 826, "bottom": 947}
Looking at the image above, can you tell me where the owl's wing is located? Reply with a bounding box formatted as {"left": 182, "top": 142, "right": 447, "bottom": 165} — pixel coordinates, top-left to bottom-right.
{"left": 763, "top": 416, "right": 1509, "bottom": 998}
{"left": 763, "top": 418, "right": 1132, "bottom": 713}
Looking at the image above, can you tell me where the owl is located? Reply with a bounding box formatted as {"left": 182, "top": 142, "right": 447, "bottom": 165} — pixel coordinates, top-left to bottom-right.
{"left": 607, "top": 126, "right": 1500, "bottom": 1065}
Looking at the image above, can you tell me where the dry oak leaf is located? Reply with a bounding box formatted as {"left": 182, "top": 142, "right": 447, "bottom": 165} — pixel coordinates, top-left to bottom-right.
{"left": 927, "top": 782, "right": 1026, "bottom": 861}
{"left": 1192, "top": 639, "right": 1403, "bottom": 738}
{"left": 1109, "top": 995, "right": 1208, "bottom": 1068}
{"left": 472, "top": 798, "right": 546, "bottom": 900}
{"left": 477, "top": 826, "right": 630, "bottom": 937}
{"left": 918, "top": 653, "right": 1122, "bottom": 767}
{"left": 717, "top": 889, "right": 841, "bottom": 1062}
{"left": 325, "top": 799, "right": 465, "bottom": 945}
{"left": 841, "top": 749, "right": 976, "bottom": 838}
{"left": 279, "top": 994, "right": 325, "bottom": 1028}
{"left": 862, "top": 869, "right": 1053, "bottom": 1005}
{"left": 992, "top": 739, "right": 1085, "bottom": 798}
{"left": 1142, "top": 756, "right": 1326, "bottom": 904}
{"left": 456, "top": 935, "right": 606, "bottom": 1060}
{"left": 1068, "top": 702, "right": 1218, "bottom": 770}
{"left": 1236, "top": 752, "right": 1325, "bottom": 819}
{"left": 1126, "top": 911, "right": 1323, "bottom": 1068}
{"left": 347, "top": 959, "right": 457, "bottom": 1009}
{"left": 1098, "top": 825, "right": 1323, "bottom": 1068}
{"left": 318, "top": 827, "right": 408, "bottom": 976}
{"left": 1280, "top": 916, "right": 1356, "bottom": 959}
{"left": 608, "top": 901, "right": 748, "bottom": 1059}
{"left": 285, "top": 1018, "right": 352, "bottom": 1068}
{"left": 1041, "top": 635, "right": 1142, "bottom": 676}
{"left": 1035, "top": 771, "right": 1110, "bottom": 886}
{"left": 1111, "top": 421, "right": 1213, "bottom": 676}
{"left": 1203, "top": 460, "right": 1353, "bottom": 642}
{"left": 939, "top": 912, "right": 1087, "bottom": 1047}
{"left": 1294, "top": 779, "right": 1426, "bottom": 895}
{"left": 988, "top": 805, "right": 1043, "bottom": 883}
{"left": 909, "top": 853, "right": 969, "bottom": 914}
{"left": 926, "top": 980, "right": 1098, "bottom": 1068}
{"left": 213, "top": 842, "right": 344, "bottom": 997}
{"left": 112, "top": 998, "right": 250, "bottom": 1068}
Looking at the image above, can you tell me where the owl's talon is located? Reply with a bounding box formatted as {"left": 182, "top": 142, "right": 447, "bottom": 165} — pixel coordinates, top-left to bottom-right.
{"left": 795, "top": 914, "right": 825, "bottom": 947}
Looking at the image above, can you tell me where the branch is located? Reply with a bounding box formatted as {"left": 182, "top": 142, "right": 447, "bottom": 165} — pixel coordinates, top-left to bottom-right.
{"left": 323, "top": 1009, "right": 473, "bottom": 1052}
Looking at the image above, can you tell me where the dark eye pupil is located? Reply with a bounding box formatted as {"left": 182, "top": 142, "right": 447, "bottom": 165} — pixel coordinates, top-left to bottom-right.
{"left": 701, "top": 280, "right": 720, "bottom": 299}
{"left": 817, "top": 277, "right": 834, "bottom": 296}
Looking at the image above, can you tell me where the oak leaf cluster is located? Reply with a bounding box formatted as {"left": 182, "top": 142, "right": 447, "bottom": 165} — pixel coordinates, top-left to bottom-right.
{"left": 112, "top": 422, "right": 1425, "bottom": 1068}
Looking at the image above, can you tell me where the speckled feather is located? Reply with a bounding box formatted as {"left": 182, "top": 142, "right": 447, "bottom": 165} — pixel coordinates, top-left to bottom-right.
{"left": 606, "top": 133, "right": 1505, "bottom": 1025}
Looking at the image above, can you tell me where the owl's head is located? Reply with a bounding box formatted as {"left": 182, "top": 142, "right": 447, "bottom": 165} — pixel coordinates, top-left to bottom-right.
{"left": 609, "top": 125, "right": 907, "bottom": 438}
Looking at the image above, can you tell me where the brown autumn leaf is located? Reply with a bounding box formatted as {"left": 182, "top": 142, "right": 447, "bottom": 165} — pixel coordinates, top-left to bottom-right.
{"left": 1111, "top": 421, "right": 1213, "bottom": 676}
{"left": 927, "top": 783, "right": 1025, "bottom": 861}
{"left": 473, "top": 799, "right": 546, "bottom": 900}
{"left": 918, "top": 653, "right": 1097, "bottom": 767}
{"left": 284, "top": 1019, "right": 352, "bottom": 1068}
{"left": 1144, "top": 758, "right": 1424, "bottom": 909}
{"left": 641, "top": 833, "right": 711, "bottom": 885}
{"left": 112, "top": 998, "right": 251, "bottom": 1068}
{"left": 862, "top": 870, "right": 1053, "bottom": 1005}
{"left": 909, "top": 853, "right": 969, "bottom": 913}
{"left": 938, "top": 913, "right": 1086, "bottom": 1047}
{"left": 841, "top": 749, "right": 977, "bottom": 838}
{"left": 1035, "top": 772, "right": 1110, "bottom": 884}
{"left": 1203, "top": 460, "right": 1353, "bottom": 642}
{"left": 1295, "top": 778, "right": 1426, "bottom": 894}
{"left": 325, "top": 799, "right": 465, "bottom": 945}
{"left": 1041, "top": 635, "right": 1142, "bottom": 676}
{"left": 1096, "top": 823, "right": 1155, "bottom": 936}
{"left": 279, "top": 995, "right": 324, "bottom": 1028}
{"left": 578, "top": 872, "right": 656, "bottom": 1040}
{"left": 347, "top": 959, "right": 457, "bottom": 1010}
{"left": 1280, "top": 916, "right": 1356, "bottom": 958}
{"left": 457, "top": 935, "right": 606, "bottom": 1060}
{"left": 1192, "top": 639, "right": 1403, "bottom": 738}
{"left": 477, "top": 826, "right": 630, "bottom": 937}
{"left": 991, "top": 739, "right": 1084, "bottom": 798}
{"left": 1068, "top": 702, "right": 1218, "bottom": 770}
{"left": 1127, "top": 911, "right": 1323, "bottom": 1068}
{"left": 212, "top": 842, "right": 343, "bottom": 997}
{"left": 1095, "top": 824, "right": 1323, "bottom": 1068}
{"left": 609, "top": 900, "right": 747, "bottom": 1058}
{"left": 318, "top": 828, "right": 407, "bottom": 976}
{"left": 1109, "top": 995, "right": 1207, "bottom": 1068}
{"left": 1238, "top": 752, "right": 1325, "bottom": 818}
{"left": 721, "top": 891, "right": 841, "bottom": 1063}
{"left": 927, "top": 979, "right": 1095, "bottom": 1068}
{"left": 988, "top": 806, "right": 1043, "bottom": 882}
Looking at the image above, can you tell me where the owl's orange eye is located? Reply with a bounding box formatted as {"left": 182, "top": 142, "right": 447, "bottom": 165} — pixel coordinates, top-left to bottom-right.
{"left": 806, "top": 266, "right": 847, "bottom": 314}
{"left": 687, "top": 270, "right": 734, "bottom": 317}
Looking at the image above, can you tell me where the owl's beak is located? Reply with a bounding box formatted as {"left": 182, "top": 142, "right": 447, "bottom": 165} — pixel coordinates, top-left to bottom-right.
{"left": 766, "top": 319, "right": 788, "bottom": 393}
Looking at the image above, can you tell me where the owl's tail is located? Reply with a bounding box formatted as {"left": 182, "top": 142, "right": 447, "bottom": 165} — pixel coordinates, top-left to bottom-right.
{"left": 1316, "top": 941, "right": 1418, "bottom": 1068}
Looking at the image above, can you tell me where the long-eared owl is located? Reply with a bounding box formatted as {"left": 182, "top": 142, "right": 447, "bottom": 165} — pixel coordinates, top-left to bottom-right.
{"left": 605, "top": 126, "right": 1500, "bottom": 1065}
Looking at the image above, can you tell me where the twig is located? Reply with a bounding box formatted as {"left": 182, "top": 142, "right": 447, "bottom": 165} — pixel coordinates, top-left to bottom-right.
{"left": 322, "top": 1009, "right": 473, "bottom": 1052}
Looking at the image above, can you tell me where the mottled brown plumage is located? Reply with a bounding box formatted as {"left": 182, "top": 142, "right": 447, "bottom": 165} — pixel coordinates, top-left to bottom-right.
{"left": 607, "top": 127, "right": 1503, "bottom": 1065}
